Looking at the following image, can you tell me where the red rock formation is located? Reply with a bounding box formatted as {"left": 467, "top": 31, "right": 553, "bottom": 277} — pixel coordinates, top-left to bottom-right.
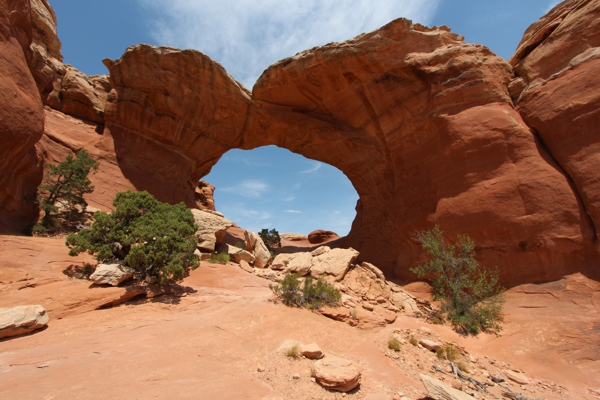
{"left": 511, "top": 0, "right": 600, "bottom": 251}
{"left": 100, "top": 18, "right": 597, "bottom": 285}
{"left": 28, "top": 0, "right": 107, "bottom": 123}
{"left": 0, "top": 0, "right": 45, "bottom": 230}
{"left": 36, "top": 107, "right": 137, "bottom": 211}
{"left": 1, "top": 1, "right": 599, "bottom": 285}
{"left": 308, "top": 230, "right": 340, "bottom": 245}
{"left": 195, "top": 180, "right": 216, "bottom": 210}
{"left": 104, "top": 44, "right": 252, "bottom": 206}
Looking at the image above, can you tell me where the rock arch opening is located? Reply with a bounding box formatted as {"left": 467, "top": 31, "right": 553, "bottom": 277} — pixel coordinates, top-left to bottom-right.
{"left": 202, "top": 145, "right": 359, "bottom": 237}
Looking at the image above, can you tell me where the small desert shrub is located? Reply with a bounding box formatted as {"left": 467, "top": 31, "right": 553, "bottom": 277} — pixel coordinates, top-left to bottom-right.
{"left": 269, "top": 273, "right": 341, "bottom": 309}
{"left": 436, "top": 344, "right": 460, "bottom": 362}
{"left": 234, "top": 241, "right": 246, "bottom": 250}
{"left": 36, "top": 149, "right": 99, "bottom": 232}
{"left": 286, "top": 344, "right": 301, "bottom": 359}
{"left": 409, "top": 336, "right": 418, "bottom": 346}
{"left": 350, "top": 309, "right": 358, "bottom": 319}
{"left": 430, "top": 310, "right": 446, "bottom": 325}
{"left": 388, "top": 337, "right": 402, "bottom": 352}
{"left": 209, "top": 252, "right": 230, "bottom": 264}
{"left": 411, "top": 226, "right": 505, "bottom": 335}
{"left": 456, "top": 360, "right": 470, "bottom": 373}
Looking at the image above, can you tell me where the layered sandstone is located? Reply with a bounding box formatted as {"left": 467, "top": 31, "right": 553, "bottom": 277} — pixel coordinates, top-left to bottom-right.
{"left": 0, "top": 0, "right": 45, "bottom": 230}
{"left": 510, "top": 0, "right": 600, "bottom": 249}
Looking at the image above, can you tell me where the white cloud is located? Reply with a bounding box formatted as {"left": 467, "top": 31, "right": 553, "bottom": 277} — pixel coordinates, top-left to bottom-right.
{"left": 286, "top": 210, "right": 301, "bottom": 214}
{"left": 220, "top": 179, "right": 269, "bottom": 198}
{"left": 281, "top": 196, "right": 295, "bottom": 202}
{"left": 138, "top": 0, "right": 441, "bottom": 88}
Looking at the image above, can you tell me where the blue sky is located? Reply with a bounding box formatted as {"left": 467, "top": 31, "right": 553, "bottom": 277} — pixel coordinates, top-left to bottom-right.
{"left": 49, "top": 0, "right": 561, "bottom": 235}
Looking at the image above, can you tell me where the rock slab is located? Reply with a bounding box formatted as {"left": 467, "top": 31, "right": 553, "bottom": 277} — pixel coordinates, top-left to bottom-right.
{"left": 89, "top": 263, "right": 134, "bottom": 286}
{"left": 0, "top": 305, "right": 49, "bottom": 339}
{"left": 312, "top": 355, "right": 361, "bottom": 392}
{"left": 311, "top": 248, "right": 359, "bottom": 281}
{"left": 225, "top": 244, "right": 255, "bottom": 264}
{"left": 191, "top": 209, "right": 233, "bottom": 253}
{"left": 244, "top": 231, "right": 271, "bottom": 269}
{"left": 301, "top": 343, "right": 324, "bottom": 359}
{"left": 420, "top": 374, "right": 473, "bottom": 400}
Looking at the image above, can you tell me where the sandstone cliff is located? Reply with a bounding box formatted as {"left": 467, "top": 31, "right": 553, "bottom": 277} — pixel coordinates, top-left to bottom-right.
{"left": 1, "top": 0, "right": 599, "bottom": 285}
{"left": 0, "top": 0, "right": 45, "bottom": 230}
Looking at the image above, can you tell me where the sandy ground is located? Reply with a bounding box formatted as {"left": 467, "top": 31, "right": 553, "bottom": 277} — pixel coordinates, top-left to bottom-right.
{"left": 0, "top": 234, "right": 599, "bottom": 399}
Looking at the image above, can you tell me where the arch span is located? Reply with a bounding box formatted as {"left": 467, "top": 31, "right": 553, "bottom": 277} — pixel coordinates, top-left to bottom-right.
{"left": 103, "top": 20, "right": 596, "bottom": 285}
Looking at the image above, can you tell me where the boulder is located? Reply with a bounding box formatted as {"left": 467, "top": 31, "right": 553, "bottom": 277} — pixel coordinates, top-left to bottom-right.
{"left": 419, "top": 339, "right": 442, "bottom": 352}
{"left": 311, "top": 246, "right": 330, "bottom": 257}
{"left": 307, "top": 229, "right": 340, "bottom": 244}
{"left": 239, "top": 260, "right": 254, "bottom": 273}
{"left": 191, "top": 209, "right": 233, "bottom": 253}
{"left": 0, "top": 305, "right": 49, "bottom": 339}
{"left": 420, "top": 374, "right": 473, "bottom": 400}
{"left": 280, "top": 233, "right": 307, "bottom": 242}
{"left": 244, "top": 231, "right": 271, "bottom": 268}
{"left": 195, "top": 180, "right": 216, "bottom": 210}
{"left": 271, "top": 253, "right": 294, "bottom": 271}
{"left": 224, "top": 243, "right": 255, "bottom": 264}
{"left": 311, "top": 248, "right": 359, "bottom": 282}
{"left": 504, "top": 370, "right": 531, "bottom": 385}
{"left": 287, "top": 252, "right": 312, "bottom": 275}
{"left": 59, "top": 66, "right": 105, "bottom": 123}
{"left": 301, "top": 343, "right": 324, "bottom": 359}
{"left": 312, "top": 355, "right": 361, "bottom": 392}
{"left": 89, "top": 263, "right": 134, "bottom": 286}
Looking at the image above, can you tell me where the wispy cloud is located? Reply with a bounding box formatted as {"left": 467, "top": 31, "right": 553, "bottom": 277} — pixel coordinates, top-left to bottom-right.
{"left": 285, "top": 210, "right": 301, "bottom": 214}
{"left": 138, "top": 0, "right": 441, "bottom": 88}
{"left": 220, "top": 179, "right": 269, "bottom": 198}
{"left": 281, "top": 196, "right": 295, "bottom": 202}
{"left": 299, "top": 161, "right": 322, "bottom": 174}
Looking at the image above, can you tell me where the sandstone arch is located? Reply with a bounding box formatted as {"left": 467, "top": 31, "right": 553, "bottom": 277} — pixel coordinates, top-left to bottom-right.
{"left": 2, "top": 2, "right": 600, "bottom": 285}
{"left": 101, "top": 19, "right": 596, "bottom": 285}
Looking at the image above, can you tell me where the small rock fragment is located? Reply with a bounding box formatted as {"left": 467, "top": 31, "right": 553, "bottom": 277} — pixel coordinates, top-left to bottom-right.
{"left": 504, "top": 369, "right": 531, "bottom": 385}
{"left": 419, "top": 339, "right": 442, "bottom": 352}
{"left": 301, "top": 343, "right": 324, "bottom": 359}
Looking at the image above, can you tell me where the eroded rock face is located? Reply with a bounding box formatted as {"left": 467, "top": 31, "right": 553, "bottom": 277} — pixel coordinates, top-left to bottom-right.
{"left": 2, "top": 5, "right": 600, "bottom": 285}
{"left": 98, "top": 19, "right": 598, "bottom": 285}
{"left": 28, "top": 0, "right": 107, "bottom": 123}
{"left": 511, "top": 0, "right": 600, "bottom": 249}
{"left": 191, "top": 209, "right": 233, "bottom": 253}
{"left": 308, "top": 230, "right": 340, "bottom": 244}
{"left": 195, "top": 180, "right": 216, "bottom": 210}
{"left": 0, "top": 0, "right": 45, "bottom": 230}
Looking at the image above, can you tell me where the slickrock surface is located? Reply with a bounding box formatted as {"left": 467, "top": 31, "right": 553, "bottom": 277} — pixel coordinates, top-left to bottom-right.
{"left": 0, "top": 234, "right": 598, "bottom": 399}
